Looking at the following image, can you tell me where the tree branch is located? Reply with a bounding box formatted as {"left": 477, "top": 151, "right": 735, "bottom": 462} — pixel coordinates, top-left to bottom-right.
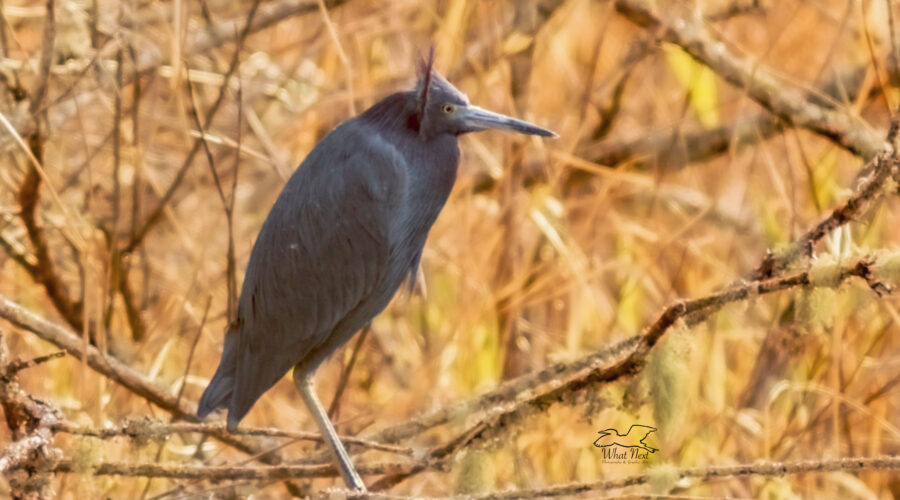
{"left": 613, "top": 0, "right": 884, "bottom": 159}
{"left": 466, "top": 455, "right": 900, "bottom": 499}
{"left": 52, "top": 419, "right": 414, "bottom": 457}
{"left": 754, "top": 120, "right": 900, "bottom": 278}
{"left": 0, "top": 294, "right": 260, "bottom": 457}
{"left": 17, "top": 146, "right": 84, "bottom": 334}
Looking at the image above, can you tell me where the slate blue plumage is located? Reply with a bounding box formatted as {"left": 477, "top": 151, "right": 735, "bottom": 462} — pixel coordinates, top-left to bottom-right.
{"left": 197, "top": 55, "right": 555, "bottom": 491}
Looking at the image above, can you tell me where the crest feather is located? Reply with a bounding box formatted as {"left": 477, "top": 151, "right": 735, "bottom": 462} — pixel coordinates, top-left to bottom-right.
{"left": 416, "top": 46, "right": 436, "bottom": 115}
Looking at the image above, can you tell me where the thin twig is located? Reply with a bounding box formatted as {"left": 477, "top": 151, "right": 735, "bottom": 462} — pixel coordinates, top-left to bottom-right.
{"left": 175, "top": 297, "right": 211, "bottom": 409}
{"left": 4, "top": 351, "right": 65, "bottom": 377}
{"left": 226, "top": 72, "right": 242, "bottom": 318}
{"left": 185, "top": 66, "right": 228, "bottom": 212}
{"left": 0, "top": 233, "right": 37, "bottom": 275}
{"left": 328, "top": 325, "right": 369, "bottom": 420}
{"left": 27, "top": 0, "right": 54, "bottom": 116}
{"left": 122, "top": 0, "right": 262, "bottom": 254}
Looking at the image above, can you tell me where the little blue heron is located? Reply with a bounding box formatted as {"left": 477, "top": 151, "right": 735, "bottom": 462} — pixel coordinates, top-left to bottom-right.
{"left": 197, "top": 53, "right": 556, "bottom": 491}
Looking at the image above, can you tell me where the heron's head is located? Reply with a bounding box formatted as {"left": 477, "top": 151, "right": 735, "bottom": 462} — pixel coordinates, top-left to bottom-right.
{"left": 415, "top": 51, "right": 556, "bottom": 140}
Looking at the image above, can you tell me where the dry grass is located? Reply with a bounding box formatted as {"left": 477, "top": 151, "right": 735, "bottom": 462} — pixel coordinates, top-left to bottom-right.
{"left": 1, "top": 0, "right": 900, "bottom": 498}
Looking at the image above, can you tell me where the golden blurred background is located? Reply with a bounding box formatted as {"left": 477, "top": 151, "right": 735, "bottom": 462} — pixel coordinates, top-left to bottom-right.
{"left": 2, "top": 0, "right": 900, "bottom": 497}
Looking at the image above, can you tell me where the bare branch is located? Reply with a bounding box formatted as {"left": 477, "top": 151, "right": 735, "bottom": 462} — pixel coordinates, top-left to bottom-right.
{"left": 476, "top": 56, "right": 883, "bottom": 193}
{"left": 17, "top": 151, "right": 84, "bottom": 334}
{"left": 4, "top": 351, "right": 65, "bottom": 377}
{"left": 467, "top": 455, "right": 900, "bottom": 499}
{"left": 613, "top": 0, "right": 884, "bottom": 159}
{"left": 28, "top": 450, "right": 900, "bottom": 497}
{"left": 45, "top": 458, "right": 409, "bottom": 481}
{"left": 584, "top": 113, "right": 782, "bottom": 171}
{"left": 52, "top": 419, "right": 414, "bottom": 457}
{"left": 755, "top": 122, "right": 900, "bottom": 278}
{"left": 175, "top": 297, "right": 210, "bottom": 409}
{"left": 0, "top": 293, "right": 261, "bottom": 458}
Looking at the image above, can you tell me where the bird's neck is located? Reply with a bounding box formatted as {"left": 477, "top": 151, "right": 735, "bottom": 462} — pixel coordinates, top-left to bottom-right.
{"left": 358, "top": 91, "right": 459, "bottom": 193}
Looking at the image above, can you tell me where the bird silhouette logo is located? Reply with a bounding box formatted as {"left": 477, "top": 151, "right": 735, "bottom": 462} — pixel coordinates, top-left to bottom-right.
{"left": 593, "top": 424, "right": 659, "bottom": 454}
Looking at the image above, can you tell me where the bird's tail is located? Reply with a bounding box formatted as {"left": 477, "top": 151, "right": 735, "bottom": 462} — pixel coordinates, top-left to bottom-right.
{"left": 197, "top": 330, "right": 238, "bottom": 418}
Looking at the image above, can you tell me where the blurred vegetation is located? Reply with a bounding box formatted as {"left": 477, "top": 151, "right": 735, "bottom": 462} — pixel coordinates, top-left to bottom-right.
{"left": 1, "top": 0, "right": 899, "bottom": 498}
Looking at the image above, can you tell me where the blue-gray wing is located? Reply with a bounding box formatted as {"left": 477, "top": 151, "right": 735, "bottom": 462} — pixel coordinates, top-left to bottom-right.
{"left": 198, "top": 125, "right": 407, "bottom": 425}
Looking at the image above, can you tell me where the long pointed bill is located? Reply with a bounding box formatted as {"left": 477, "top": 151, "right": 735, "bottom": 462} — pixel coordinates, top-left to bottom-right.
{"left": 461, "top": 105, "right": 557, "bottom": 137}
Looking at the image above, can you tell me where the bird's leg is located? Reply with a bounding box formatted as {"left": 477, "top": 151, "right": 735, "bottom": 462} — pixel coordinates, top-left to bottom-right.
{"left": 293, "top": 365, "right": 366, "bottom": 492}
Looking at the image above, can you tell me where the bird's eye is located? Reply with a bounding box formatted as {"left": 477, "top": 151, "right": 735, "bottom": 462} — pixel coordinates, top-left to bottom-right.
{"left": 441, "top": 104, "right": 456, "bottom": 114}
